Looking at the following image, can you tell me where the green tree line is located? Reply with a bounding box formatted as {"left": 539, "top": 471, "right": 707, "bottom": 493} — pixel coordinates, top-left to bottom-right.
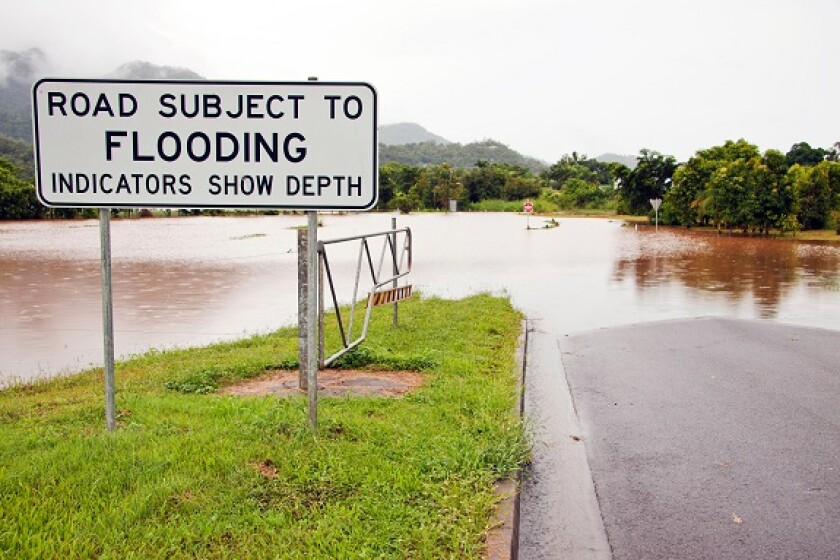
{"left": 2, "top": 134, "right": 839, "bottom": 232}
{"left": 380, "top": 139, "right": 546, "bottom": 174}
{"left": 659, "top": 140, "right": 840, "bottom": 233}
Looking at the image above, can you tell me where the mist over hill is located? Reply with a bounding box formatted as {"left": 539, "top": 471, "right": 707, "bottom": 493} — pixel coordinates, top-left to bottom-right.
{"left": 0, "top": 52, "right": 205, "bottom": 143}
{"left": 2, "top": 48, "right": 556, "bottom": 171}
{"left": 595, "top": 152, "right": 637, "bottom": 169}
{"left": 107, "top": 61, "right": 204, "bottom": 81}
{"left": 378, "top": 123, "right": 546, "bottom": 171}
{"left": 380, "top": 138, "right": 547, "bottom": 173}
{"left": 379, "top": 123, "right": 450, "bottom": 146}
{"left": 0, "top": 48, "right": 48, "bottom": 142}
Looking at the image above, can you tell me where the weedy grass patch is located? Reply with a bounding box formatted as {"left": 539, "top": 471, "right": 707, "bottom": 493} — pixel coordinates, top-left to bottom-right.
{"left": 0, "top": 294, "right": 528, "bottom": 559}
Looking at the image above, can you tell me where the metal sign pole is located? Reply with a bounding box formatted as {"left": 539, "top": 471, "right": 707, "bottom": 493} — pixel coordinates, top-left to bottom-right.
{"left": 650, "top": 198, "right": 662, "bottom": 233}
{"left": 99, "top": 209, "right": 116, "bottom": 431}
{"left": 391, "top": 217, "right": 398, "bottom": 328}
{"left": 297, "top": 228, "right": 307, "bottom": 390}
{"left": 306, "top": 210, "right": 318, "bottom": 432}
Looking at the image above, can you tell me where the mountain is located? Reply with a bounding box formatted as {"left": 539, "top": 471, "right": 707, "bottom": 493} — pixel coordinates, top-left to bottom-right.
{"left": 595, "top": 152, "right": 637, "bottom": 169}
{"left": 107, "top": 61, "right": 204, "bottom": 80}
{"left": 0, "top": 133, "right": 34, "bottom": 178}
{"left": 380, "top": 139, "right": 547, "bottom": 173}
{"left": 0, "top": 48, "right": 48, "bottom": 142}
{"left": 379, "top": 122, "right": 450, "bottom": 146}
{"left": 0, "top": 49, "right": 543, "bottom": 173}
{"left": 0, "top": 53, "right": 206, "bottom": 143}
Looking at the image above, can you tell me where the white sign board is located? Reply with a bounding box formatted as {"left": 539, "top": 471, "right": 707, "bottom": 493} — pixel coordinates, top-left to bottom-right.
{"left": 32, "top": 79, "right": 378, "bottom": 210}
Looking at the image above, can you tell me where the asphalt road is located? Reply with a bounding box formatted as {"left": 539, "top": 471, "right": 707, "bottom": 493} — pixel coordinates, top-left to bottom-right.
{"left": 520, "top": 317, "right": 840, "bottom": 559}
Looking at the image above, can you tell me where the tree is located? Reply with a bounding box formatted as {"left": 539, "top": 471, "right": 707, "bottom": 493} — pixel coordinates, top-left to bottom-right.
{"left": 707, "top": 160, "right": 756, "bottom": 232}
{"left": 826, "top": 142, "right": 840, "bottom": 162}
{"left": 391, "top": 190, "right": 421, "bottom": 214}
{"left": 664, "top": 140, "right": 766, "bottom": 228}
{"left": 785, "top": 142, "right": 827, "bottom": 167}
{"left": 378, "top": 162, "right": 421, "bottom": 210}
{"left": 791, "top": 161, "right": 839, "bottom": 229}
{"left": 0, "top": 133, "right": 34, "bottom": 179}
{"left": 666, "top": 157, "right": 713, "bottom": 227}
{"left": 752, "top": 149, "right": 796, "bottom": 234}
{"left": 541, "top": 153, "right": 614, "bottom": 189}
{"left": 615, "top": 149, "right": 677, "bottom": 215}
{"left": 411, "top": 164, "right": 465, "bottom": 210}
{"left": 0, "top": 158, "right": 42, "bottom": 219}
{"left": 463, "top": 161, "right": 506, "bottom": 202}
{"left": 555, "top": 178, "right": 611, "bottom": 208}
{"left": 379, "top": 139, "right": 546, "bottom": 173}
{"left": 500, "top": 174, "right": 541, "bottom": 201}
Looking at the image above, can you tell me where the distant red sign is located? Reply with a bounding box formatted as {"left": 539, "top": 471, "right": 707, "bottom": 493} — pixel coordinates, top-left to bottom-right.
{"left": 523, "top": 201, "right": 534, "bottom": 213}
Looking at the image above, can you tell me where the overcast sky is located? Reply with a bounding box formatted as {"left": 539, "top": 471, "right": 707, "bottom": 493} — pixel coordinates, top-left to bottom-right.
{"left": 3, "top": 0, "right": 838, "bottom": 162}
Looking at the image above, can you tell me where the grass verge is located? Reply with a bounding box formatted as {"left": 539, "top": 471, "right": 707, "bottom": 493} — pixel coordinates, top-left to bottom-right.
{"left": 0, "top": 294, "right": 528, "bottom": 559}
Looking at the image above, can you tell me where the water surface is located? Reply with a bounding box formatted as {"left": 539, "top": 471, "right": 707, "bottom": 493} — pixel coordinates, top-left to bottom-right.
{"left": 1, "top": 214, "right": 838, "bottom": 384}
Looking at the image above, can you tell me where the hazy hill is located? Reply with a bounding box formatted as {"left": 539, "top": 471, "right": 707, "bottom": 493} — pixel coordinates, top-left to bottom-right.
{"left": 0, "top": 48, "right": 47, "bottom": 142}
{"left": 381, "top": 139, "right": 547, "bottom": 173}
{"left": 595, "top": 152, "right": 637, "bottom": 169}
{"left": 0, "top": 52, "right": 205, "bottom": 142}
{"left": 0, "top": 133, "right": 34, "bottom": 177}
{"left": 108, "top": 61, "right": 204, "bottom": 80}
{"left": 378, "top": 123, "right": 548, "bottom": 172}
{"left": 379, "top": 123, "right": 450, "bottom": 146}
{"left": 1, "top": 49, "right": 546, "bottom": 173}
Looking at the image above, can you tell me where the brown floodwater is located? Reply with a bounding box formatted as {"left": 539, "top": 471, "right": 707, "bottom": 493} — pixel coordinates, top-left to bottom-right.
{"left": 1, "top": 214, "right": 838, "bottom": 385}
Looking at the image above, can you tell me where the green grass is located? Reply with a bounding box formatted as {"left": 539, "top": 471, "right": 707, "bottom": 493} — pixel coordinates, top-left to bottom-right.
{"left": 777, "top": 228, "right": 840, "bottom": 243}
{"left": 467, "top": 199, "right": 525, "bottom": 212}
{"left": 0, "top": 294, "right": 528, "bottom": 559}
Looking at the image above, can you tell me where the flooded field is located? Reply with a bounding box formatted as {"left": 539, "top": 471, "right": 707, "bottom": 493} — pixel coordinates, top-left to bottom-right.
{"left": 1, "top": 213, "right": 838, "bottom": 384}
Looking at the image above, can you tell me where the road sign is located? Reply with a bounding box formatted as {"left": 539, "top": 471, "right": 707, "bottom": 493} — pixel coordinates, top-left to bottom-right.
{"left": 650, "top": 198, "right": 662, "bottom": 232}
{"left": 524, "top": 201, "right": 534, "bottom": 213}
{"left": 32, "top": 79, "right": 378, "bottom": 210}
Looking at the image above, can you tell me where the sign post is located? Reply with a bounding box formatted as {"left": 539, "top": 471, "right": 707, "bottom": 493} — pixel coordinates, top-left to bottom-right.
{"left": 305, "top": 211, "right": 318, "bottom": 431}
{"left": 649, "top": 198, "right": 662, "bottom": 232}
{"left": 33, "top": 79, "right": 378, "bottom": 432}
{"left": 99, "top": 209, "right": 116, "bottom": 431}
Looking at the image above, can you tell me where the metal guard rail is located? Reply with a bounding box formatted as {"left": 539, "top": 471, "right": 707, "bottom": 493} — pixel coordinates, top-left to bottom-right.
{"left": 319, "top": 226, "right": 412, "bottom": 366}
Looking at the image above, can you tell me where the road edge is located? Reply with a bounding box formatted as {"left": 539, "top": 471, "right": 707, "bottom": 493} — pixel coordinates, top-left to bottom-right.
{"left": 517, "top": 325, "right": 612, "bottom": 559}
{"left": 485, "top": 318, "right": 528, "bottom": 560}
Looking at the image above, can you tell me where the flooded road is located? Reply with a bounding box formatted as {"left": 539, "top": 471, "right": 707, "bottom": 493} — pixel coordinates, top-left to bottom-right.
{"left": 1, "top": 213, "right": 839, "bottom": 384}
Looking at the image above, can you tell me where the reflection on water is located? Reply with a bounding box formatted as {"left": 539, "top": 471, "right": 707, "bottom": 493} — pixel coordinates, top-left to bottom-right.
{"left": 612, "top": 230, "right": 839, "bottom": 318}
{"left": 1, "top": 215, "right": 838, "bottom": 384}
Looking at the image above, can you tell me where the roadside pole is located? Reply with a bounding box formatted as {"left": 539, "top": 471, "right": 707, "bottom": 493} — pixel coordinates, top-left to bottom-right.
{"left": 305, "top": 75, "right": 319, "bottom": 432}
{"left": 297, "top": 228, "right": 309, "bottom": 391}
{"left": 306, "top": 211, "right": 318, "bottom": 432}
{"left": 650, "top": 198, "right": 662, "bottom": 232}
{"left": 391, "top": 217, "right": 399, "bottom": 327}
{"left": 99, "top": 209, "right": 116, "bottom": 431}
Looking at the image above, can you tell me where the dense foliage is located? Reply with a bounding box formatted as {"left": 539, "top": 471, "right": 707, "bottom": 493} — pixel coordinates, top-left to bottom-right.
{"left": 380, "top": 139, "right": 547, "bottom": 174}
{"left": 0, "top": 158, "right": 42, "bottom": 219}
{"left": 2, "top": 132, "right": 838, "bottom": 232}
{"left": 660, "top": 139, "right": 840, "bottom": 233}
{"left": 378, "top": 161, "right": 544, "bottom": 212}
{"left": 612, "top": 149, "right": 677, "bottom": 215}
{"left": 0, "top": 134, "right": 34, "bottom": 178}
